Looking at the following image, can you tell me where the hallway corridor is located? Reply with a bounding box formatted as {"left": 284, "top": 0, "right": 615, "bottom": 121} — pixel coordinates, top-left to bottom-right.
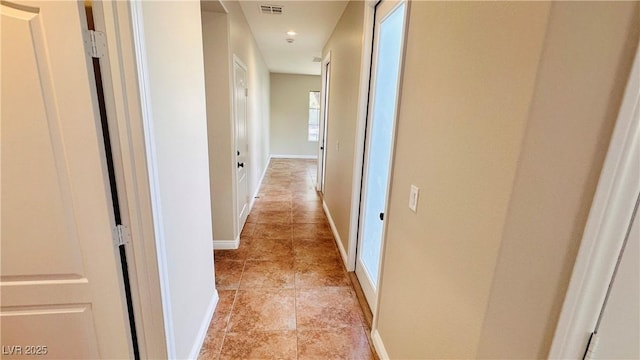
{"left": 199, "top": 159, "right": 376, "bottom": 359}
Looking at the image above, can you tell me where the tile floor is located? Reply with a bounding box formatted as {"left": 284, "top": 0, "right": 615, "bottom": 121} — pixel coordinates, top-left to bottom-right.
{"left": 199, "top": 159, "right": 377, "bottom": 360}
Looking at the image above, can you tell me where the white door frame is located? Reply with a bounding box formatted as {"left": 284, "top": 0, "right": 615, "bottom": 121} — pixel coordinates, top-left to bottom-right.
{"left": 549, "top": 42, "right": 640, "bottom": 359}
{"left": 317, "top": 51, "right": 331, "bottom": 193}
{"left": 232, "top": 54, "right": 249, "bottom": 237}
{"left": 354, "top": 0, "right": 409, "bottom": 314}
{"left": 92, "top": 2, "right": 170, "bottom": 358}
{"left": 346, "top": 0, "right": 378, "bottom": 272}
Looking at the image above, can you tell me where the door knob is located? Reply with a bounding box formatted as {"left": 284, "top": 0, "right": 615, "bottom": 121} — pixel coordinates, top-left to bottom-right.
{"left": 379, "top": 212, "right": 384, "bottom": 221}
{"left": 237, "top": 162, "right": 244, "bottom": 168}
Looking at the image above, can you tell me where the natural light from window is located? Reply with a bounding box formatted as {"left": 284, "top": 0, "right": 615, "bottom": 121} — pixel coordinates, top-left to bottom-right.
{"left": 308, "top": 91, "right": 320, "bottom": 142}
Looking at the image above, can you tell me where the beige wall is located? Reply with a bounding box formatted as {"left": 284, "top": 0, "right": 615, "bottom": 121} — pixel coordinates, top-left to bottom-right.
{"left": 202, "top": 10, "right": 234, "bottom": 241}
{"left": 477, "top": 2, "right": 640, "bottom": 358}
{"left": 321, "top": 0, "right": 364, "bottom": 252}
{"left": 202, "top": 0, "right": 271, "bottom": 241}
{"left": 375, "top": 1, "right": 640, "bottom": 359}
{"left": 139, "top": 2, "right": 215, "bottom": 357}
{"left": 375, "top": 2, "right": 551, "bottom": 358}
{"left": 225, "top": 0, "right": 271, "bottom": 200}
{"left": 270, "top": 73, "right": 321, "bottom": 157}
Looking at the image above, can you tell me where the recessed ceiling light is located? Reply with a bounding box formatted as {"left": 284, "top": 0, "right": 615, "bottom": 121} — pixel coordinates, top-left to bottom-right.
{"left": 286, "top": 30, "right": 297, "bottom": 36}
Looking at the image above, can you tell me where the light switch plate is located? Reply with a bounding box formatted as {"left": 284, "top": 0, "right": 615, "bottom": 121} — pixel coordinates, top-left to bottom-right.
{"left": 409, "top": 185, "right": 419, "bottom": 212}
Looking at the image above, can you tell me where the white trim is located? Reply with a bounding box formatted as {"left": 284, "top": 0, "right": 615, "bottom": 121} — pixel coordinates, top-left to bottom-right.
{"left": 371, "top": 329, "right": 390, "bottom": 360}
{"left": 129, "top": 2, "right": 175, "bottom": 358}
{"left": 249, "top": 155, "right": 271, "bottom": 210}
{"left": 213, "top": 236, "right": 240, "bottom": 250}
{"left": 347, "top": 0, "right": 377, "bottom": 273}
{"left": 187, "top": 291, "right": 218, "bottom": 360}
{"left": 549, "top": 43, "right": 640, "bottom": 359}
{"left": 355, "top": 256, "right": 377, "bottom": 312}
{"left": 322, "top": 200, "right": 349, "bottom": 268}
{"left": 92, "top": 2, "right": 168, "bottom": 358}
{"left": 355, "top": 0, "right": 410, "bottom": 313}
{"left": 270, "top": 154, "right": 317, "bottom": 159}
{"left": 317, "top": 51, "right": 331, "bottom": 193}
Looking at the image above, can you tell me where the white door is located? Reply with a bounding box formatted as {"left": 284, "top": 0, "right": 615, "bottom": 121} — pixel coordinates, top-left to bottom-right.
{"left": 1, "top": 1, "right": 132, "bottom": 359}
{"left": 356, "top": 0, "right": 408, "bottom": 310}
{"left": 591, "top": 196, "right": 639, "bottom": 359}
{"left": 234, "top": 57, "right": 249, "bottom": 232}
{"left": 318, "top": 58, "right": 331, "bottom": 193}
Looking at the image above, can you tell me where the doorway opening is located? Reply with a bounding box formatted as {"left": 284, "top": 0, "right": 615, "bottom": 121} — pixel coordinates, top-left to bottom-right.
{"left": 85, "top": 4, "right": 139, "bottom": 358}
{"left": 317, "top": 53, "right": 331, "bottom": 193}
{"left": 233, "top": 55, "right": 250, "bottom": 235}
{"left": 354, "top": 0, "right": 408, "bottom": 312}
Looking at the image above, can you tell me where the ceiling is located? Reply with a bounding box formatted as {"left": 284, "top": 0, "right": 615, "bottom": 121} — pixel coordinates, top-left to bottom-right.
{"left": 238, "top": 0, "right": 349, "bottom": 75}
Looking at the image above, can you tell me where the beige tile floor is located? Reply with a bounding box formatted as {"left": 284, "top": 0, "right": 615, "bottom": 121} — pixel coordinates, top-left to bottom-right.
{"left": 199, "top": 159, "right": 377, "bottom": 360}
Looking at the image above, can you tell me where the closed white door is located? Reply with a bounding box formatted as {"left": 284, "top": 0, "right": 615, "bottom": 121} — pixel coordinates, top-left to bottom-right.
{"left": 356, "top": 0, "right": 407, "bottom": 311}
{"left": 592, "top": 195, "right": 639, "bottom": 359}
{"left": 1, "top": 1, "right": 131, "bottom": 358}
{"left": 318, "top": 59, "right": 331, "bottom": 193}
{"left": 234, "top": 57, "right": 249, "bottom": 232}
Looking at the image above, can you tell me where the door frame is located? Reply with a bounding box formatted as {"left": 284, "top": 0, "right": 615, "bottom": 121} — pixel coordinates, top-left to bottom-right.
{"left": 549, "top": 42, "right": 639, "bottom": 359}
{"left": 317, "top": 51, "right": 331, "bottom": 193}
{"left": 232, "top": 54, "right": 249, "bottom": 237}
{"left": 92, "top": 2, "right": 169, "bottom": 358}
{"left": 354, "top": 0, "right": 409, "bottom": 314}
{"left": 346, "top": 0, "right": 378, "bottom": 272}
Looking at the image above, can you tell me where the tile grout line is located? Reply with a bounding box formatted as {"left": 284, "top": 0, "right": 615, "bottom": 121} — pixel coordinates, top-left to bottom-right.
{"left": 211, "top": 160, "right": 376, "bottom": 359}
{"left": 291, "top": 187, "right": 299, "bottom": 360}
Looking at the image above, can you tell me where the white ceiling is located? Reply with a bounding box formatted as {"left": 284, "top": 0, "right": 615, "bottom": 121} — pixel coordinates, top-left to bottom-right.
{"left": 238, "top": 0, "right": 348, "bottom": 75}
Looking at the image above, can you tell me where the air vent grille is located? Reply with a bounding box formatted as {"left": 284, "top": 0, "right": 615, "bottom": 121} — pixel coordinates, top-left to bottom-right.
{"left": 259, "top": 4, "right": 283, "bottom": 14}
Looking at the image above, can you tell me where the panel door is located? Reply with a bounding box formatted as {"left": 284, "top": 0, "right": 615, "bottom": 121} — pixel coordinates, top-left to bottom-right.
{"left": 1, "top": 1, "right": 131, "bottom": 358}
{"left": 234, "top": 58, "right": 249, "bottom": 231}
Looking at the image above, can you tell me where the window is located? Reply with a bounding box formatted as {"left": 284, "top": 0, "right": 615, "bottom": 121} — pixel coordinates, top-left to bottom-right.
{"left": 308, "top": 91, "right": 320, "bottom": 141}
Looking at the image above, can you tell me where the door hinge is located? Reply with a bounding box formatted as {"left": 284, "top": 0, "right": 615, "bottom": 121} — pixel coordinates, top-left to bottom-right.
{"left": 84, "top": 30, "right": 106, "bottom": 59}
{"left": 245, "top": 88, "right": 249, "bottom": 97}
{"left": 583, "top": 332, "right": 599, "bottom": 360}
{"left": 113, "top": 224, "right": 130, "bottom": 247}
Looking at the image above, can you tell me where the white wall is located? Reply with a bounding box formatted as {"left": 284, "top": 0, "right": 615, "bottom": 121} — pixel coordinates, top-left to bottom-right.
{"left": 476, "top": 3, "right": 640, "bottom": 357}
{"left": 203, "top": 1, "right": 271, "bottom": 243}
{"left": 321, "top": 0, "right": 364, "bottom": 253}
{"left": 137, "top": 2, "right": 215, "bottom": 358}
{"left": 374, "top": 1, "right": 639, "bottom": 359}
{"left": 202, "top": 10, "right": 235, "bottom": 241}
{"left": 224, "top": 0, "right": 272, "bottom": 203}
{"left": 270, "top": 73, "right": 321, "bottom": 157}
{"left": 375, "top": 3, "right": 550, "bottom": 357}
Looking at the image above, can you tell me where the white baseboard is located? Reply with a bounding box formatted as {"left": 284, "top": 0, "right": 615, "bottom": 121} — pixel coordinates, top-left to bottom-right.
{"left": 270, "top": 154, "right": 317, "bottom": 159}
{"left": 322, "top": 200, "right": 349, "bottom": 269}
{"left": 188, "top": 290, "right": 218, "bottom": 359}
{"left": 371, "top": 329, "right": 389, "bottom": 360}
{"left": 213, "top": 236, "right": 239, "bottom": 250}
{"left": 250, "top": 155, "right": 271, "bottom": 210}
{"left": 216, "top": 156, "right": 268, "bottom": 251}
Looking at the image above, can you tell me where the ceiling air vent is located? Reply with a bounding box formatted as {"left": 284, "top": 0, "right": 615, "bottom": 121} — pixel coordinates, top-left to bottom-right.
{"left": 312, "top": 57, "right": 322, "bottom": 63}
{"left": 259, "top": 4, "right": 283, "bottom": 14}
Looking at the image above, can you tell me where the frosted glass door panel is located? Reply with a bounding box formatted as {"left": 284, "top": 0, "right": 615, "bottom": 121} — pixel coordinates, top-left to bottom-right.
{"left": 359, "top": 2, "right": 406, "bottom": 290}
